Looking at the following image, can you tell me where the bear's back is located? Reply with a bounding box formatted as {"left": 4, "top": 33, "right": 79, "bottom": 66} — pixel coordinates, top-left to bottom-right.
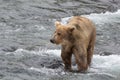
{"left": 68, "top": 16, "right": 95, "bottom": 32}
{"left": 67, "top": 16, "right": 96, "bottom": 46}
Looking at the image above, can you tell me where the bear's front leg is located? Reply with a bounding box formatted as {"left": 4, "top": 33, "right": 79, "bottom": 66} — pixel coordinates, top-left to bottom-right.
{"left": 61, "top": 45, "right": 73, "bottom": 71}
{"left": 73, "top": 46, "right": 88, "bottom": 72}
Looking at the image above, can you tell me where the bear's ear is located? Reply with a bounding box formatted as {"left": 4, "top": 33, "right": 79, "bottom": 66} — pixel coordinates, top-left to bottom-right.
{"left": 68, "top": 27, "right": 75, "bottom": 33}
{"left": 55, "top": 21, "right": 61, "bottom": 27}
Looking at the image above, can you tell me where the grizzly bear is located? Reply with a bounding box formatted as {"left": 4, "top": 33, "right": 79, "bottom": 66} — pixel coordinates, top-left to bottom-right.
{"left": 50, "top": 16, "right": 96, "bottom": 72}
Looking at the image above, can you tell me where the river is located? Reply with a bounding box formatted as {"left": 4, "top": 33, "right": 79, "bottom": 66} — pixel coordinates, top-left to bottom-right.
{"left": 0, "top": 0, "right": 120, "bottom": 80}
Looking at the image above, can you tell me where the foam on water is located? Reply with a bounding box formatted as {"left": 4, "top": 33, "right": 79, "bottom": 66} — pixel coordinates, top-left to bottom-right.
{"left": 6, "top": 48, "right": 48, "bottom": 56}
{"left": 46, "top": 49, "right": 120, "bottom": 78}
{"left": 9, "top": 48, "right": 120, "bottom": 76}
{"left": 9, "top": 48, "right": 120, "bottom": 67}
{"left": 84, "top": 10, "right": 120, "bottom": 24}
{"left": 61, "top": 9, "right": 120, "bottom": 25}
{"left": 47, "top": 49, "right": 120, "bottom": 70}
{"left": 29, "top": 67, "right": 64, "bottom": 75}
{"left": 92, "top": 55, "right": 120, "bottom": 69}
{"left": 46, "top": 49, "right": 61, "bottom": 56}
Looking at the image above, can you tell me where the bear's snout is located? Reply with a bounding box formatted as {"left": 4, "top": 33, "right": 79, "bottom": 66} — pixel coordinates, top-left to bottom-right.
{"left": 50, "top": 39, "right": 55, "bottom": 43}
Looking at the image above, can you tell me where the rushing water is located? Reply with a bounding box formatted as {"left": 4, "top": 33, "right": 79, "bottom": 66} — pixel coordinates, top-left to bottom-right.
{"left": 1, "top": 49, "right": 120, "bottom": 80}
{"left": 0, "top": 5, "right": 120, "bottom": 80}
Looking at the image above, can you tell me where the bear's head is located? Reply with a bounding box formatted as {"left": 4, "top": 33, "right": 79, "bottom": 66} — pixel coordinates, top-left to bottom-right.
{"left": 50, "top": 21, "right": 75, "bottom": 45}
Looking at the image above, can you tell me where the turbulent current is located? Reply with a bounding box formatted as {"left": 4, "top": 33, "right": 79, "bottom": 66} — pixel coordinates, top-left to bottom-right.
{"left": 0, "top": 9, "right": 120, "bottom": 80}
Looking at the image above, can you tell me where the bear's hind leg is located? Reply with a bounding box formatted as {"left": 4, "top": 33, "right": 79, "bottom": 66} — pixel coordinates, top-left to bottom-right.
{"left": 73, "top": 47, "right": 88, "bottom": 72}
{"left": 87, "top": 31, "right": 96, "bottom": 66}
{"left": 87, "top": 45, "right": 94, "bottom": 66}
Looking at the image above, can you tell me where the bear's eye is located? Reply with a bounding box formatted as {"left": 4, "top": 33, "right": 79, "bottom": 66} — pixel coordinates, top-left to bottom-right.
{"left": 57, "top": 33, "right": 61, "bottom": 36}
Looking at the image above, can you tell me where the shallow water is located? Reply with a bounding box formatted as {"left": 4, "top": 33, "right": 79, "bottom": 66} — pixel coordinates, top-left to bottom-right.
{"left": 0, "top": 48, "right": 120, "bottom": 80}
{"left": 0, "top": 0, "right": 120, "bottom": 80}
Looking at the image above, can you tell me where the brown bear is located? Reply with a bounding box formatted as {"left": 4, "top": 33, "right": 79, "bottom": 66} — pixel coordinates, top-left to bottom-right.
{"left": 50, "top": 16, "right": 96, "bottom": 72}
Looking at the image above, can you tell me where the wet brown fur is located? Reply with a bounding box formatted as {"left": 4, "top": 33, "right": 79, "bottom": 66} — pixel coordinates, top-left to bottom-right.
{"left": 50, "top": 16, "right": 96, "bottom": 72}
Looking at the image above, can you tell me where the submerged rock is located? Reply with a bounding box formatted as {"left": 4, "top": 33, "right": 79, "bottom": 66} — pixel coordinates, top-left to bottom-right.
{"left": 2, "top": 46, "right": 18, "bottom": 52}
